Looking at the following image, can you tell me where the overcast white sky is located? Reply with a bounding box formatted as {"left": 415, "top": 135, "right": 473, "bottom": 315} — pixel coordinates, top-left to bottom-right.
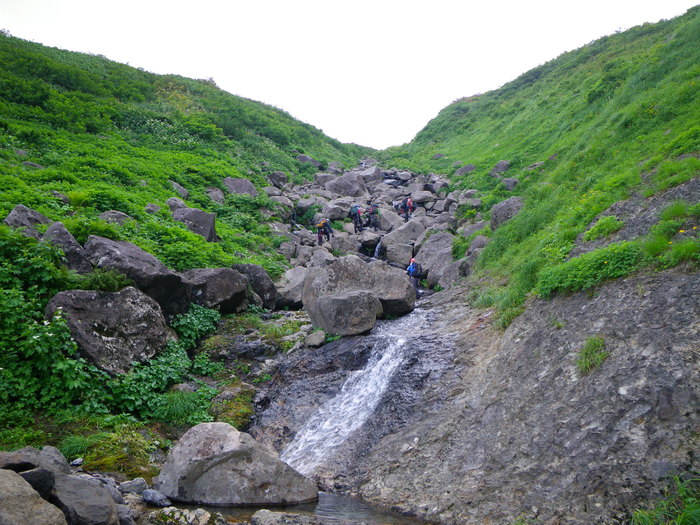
{"left": 1, "top": 0, "right": 698, "bottom": 149}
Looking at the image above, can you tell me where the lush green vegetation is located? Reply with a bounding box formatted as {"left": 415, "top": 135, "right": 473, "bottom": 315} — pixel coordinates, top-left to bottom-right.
{"left": 575, "top": 335, "right": 608, "bottom": 375}
{"left": 0, "top": 31, "right": 369, "bottom": 456}
{"left": 381, "top": 6, "right": 700, "bottom": 326}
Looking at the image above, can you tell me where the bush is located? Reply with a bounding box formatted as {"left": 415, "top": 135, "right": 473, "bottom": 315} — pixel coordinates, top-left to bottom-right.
{"left": 538, "top": 241, "right": 645, "bottom": 297}
{"left": 631, "top": 476, "right": 700, "bottom": 525}
{"left": 583, "top": 215, "right": 624, "bottom": 241}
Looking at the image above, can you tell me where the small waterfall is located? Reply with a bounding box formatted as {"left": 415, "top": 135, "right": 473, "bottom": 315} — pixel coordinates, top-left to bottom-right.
{"left": 281, "top": 309, "right": 427, "bottom": 475}
{"left": 373, "top": 239, "right": 383, "bottom": 259}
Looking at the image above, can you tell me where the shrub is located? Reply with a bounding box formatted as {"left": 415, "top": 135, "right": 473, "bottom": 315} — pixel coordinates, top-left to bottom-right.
{"left": 583, "top": 215, "right": 624, "bottom": 241}
{"left": 576, "top": 336, "right": 608, "bottom": 375}
{"left": 658, "top": 239, "right": 700, "bottom": 268}
{"left": 169, "top": 304, "right": 221, "bottom": 350}
{"left": 660, "top": 200, "right": 690, "bottom": 221}
{"left": 538, "top": 241, "right": 645, "bottom": 297}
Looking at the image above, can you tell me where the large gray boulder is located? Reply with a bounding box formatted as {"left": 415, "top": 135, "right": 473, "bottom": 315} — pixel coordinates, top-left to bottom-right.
{"left": 269, "top": 171, "right": 288, "bottom": 189}
{"left": 232, "top": 264, "right": 277, "bottom": 310}
{"left": 414, "top": 232, "right": 455, "bottom": 287}
{"left": 0, "top": 470, "right": 67, "bottom": 525}
{"left": 302, "top": 255, "right": 415, "bottom": 335}
{"left": 411, "top": 190, "right": 436, "bottom": 204}
{"left": 43, "top": 222, "right": 93, "bottom": 274}
{"left": 155, "top": 423, "right": 318, "bottom": 506}
{"left": 275, "top": 267, "right": 310, "bottom": 310}
{"left": 45, "top": 287, "right": 172, "bottom": 375}
{"left": 98, "top": 210, "right": 132, "bottom": 225}
{"left": 381, "top": 220, "right": 425, "bottom": 252}
{"left": 207, "top": 187, "right": 225, "bottom": 204}
{"left": 170, "top": 180, "right": 189, "bottom": 199}
{"left": 320, "top": 197, "right": 354, "bottom": 221}
{"left": 324, "top": 172, "right": 368, "bottom": 198}
{"left": 438, "top": 257, "right": 471, "bottom": 289}
{"left": 172, "top": 207, "right": 218, "bottom": 242}
{"left": 490, "top": 196, "right": 523, "bottom": 230}
{"left": 3, "top": 204, "right": 52, "bottom": 238}
{"left": 52, "top": 474, "right": 119, "bottom": 525}
{"left": 384, "top": 242, "right": 414, "bottom": 267}
{"left": 223, "top": 177, "right": 258, "bottom": 197}
{"left": 180, "top": 268, "right": 248, "bottom": 314}
{"left": 83, "top": 236, "right": 190, "bottom": 319}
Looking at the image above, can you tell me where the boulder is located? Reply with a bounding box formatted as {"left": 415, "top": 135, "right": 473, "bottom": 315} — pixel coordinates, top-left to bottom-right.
{"left": 314, "top": 291, "right": 383, "bottom": 335}
{"left": 0, "top": 470, "right": 67, "bottom": 525}
{"left": 378, "top": 209, "right": 404, "bottom": 232}
{"left": 411, "top": 190, "right": 436, "bottom": 204}
{"left": 142, "top": 489, "right": 171, "bottom": 507}
{"left": 207, "top": 187, "right": 225, "bottom": 204}
{"left": 170, "top": 180, "right": 189, "bottom": 199}
{"left": 269, "top": 171, "right": 288, "bottom": 189}
{"left": 19, "top": 467, "right": 55, "bottom": 500}
{"left": 264, "top": 186, "right": 283, "bottom": 197}
{"left": 0, "top": 446, "right": 70, "bottom": 475}
{"left": 3, "top": 204, "right": 52, "bottom": 238}
{"left": 52, "top": 473, "right": 119, "bottom": 525}
{"left": 98, "top": 210, "right": 133, "bottom": 225}
{"left": 330, "top": 233, "right": 360, "bottom": 255}
{"left": 223, "top": 177, "right": 258, "bottom": 197}
{"left": 381, "top": 220, "right": 425, "bottom": 249}
{"left": 145, "top": 204, "right": 161, "bottom": 214}
{"left": 321, "top": 197, "right": 354, "bottom": 221}
{"left": 462, "top": 198, "right": 482, "bottom": 209}
{"left": 490, "top": 196, "right": 523, "bottom": 230}
{"left": 502, "top": 177, "right": 519, "bottom": 191}
{"left": 314, "top": 173, "right": 336, "bottom": 186}
{"left": 490, "top": 160, "right": 511, "bottom": 176}
{"left": 324, "top": 173, "right": 368, "bottom": 198}
{"left": 154, "top": 422, "right": 318, "bottom": 506}
{"left": 455, "top": 164, "right": 476, "bottom": 176}
{"left": 302, "top": 256, "right": 415, "bottom": 335}
{"left": 438, "top": 257, "right": 471, "bottom": 289}
{"left": 232, "top": 264, "right": 277, "bottom": 310}
{"left": 172, "top": 207, "right": 218, "bottom": 242}
{"left": 458, "top": 221, "right": 487, "bottom": 238}
{"left": 43, "top": 222, "right": 93, "bottom": 274}
{"left": 414, "top": 232, "right": 455, "bottom": 287}
{"left": 296, "top": 155, "right": 321, "bottom": 168}
{"left": 384, "top": 242, "right": 414, "bottom": 267}
{"left": 359, "top": 166, "right": 383, "bottom": 184}
{"left": 275, "top": 267, "right": 309, "bottom": 310}
{"left": 180, "top": 268, "right": 248, "bottom": 314}
{"left": 166, "top": 197, "right": 187, "bottom": 211}
{"left": 45, "top": 287, "right": 172, "bottom": 375}
{"left": 307, "top": 248, "right": 335, "bottom": 268}
{"left": 119, "top": 477, "right": 148, "bottom": 494}
{"left": 83, "top": 236, "right": 190, "bottom": 319}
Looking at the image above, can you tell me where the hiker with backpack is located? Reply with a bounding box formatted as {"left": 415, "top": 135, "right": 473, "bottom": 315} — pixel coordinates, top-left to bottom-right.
{"left": 365, "top": 202, "right": 380, "bottom": 231}
{"left": 316, "top": 218, "right": 333, "bottom": 246}
{"left": 400, "top": 197, "right": 415, "bottom": 222}
{"left": 406, "top": 257, "right": 422, "bottom": 294}
{"left": 349, "top": 204, "right": 363, "bottom": 233}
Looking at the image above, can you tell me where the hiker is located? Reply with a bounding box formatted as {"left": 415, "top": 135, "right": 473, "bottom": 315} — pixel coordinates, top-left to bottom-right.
{"left": 316, "top": 218, "right": 333, "bottom": 245}
{"left": 349, "top": 204, "right": 363, "bottom": 233}
{"left": 365, "top": 202, "right": 380, "bottom": 231}
{"left": 400, "top": 197, "right": 415, "bottom": 222}
{"left": 406, "top": 257, "right": 422, "bottom": 294}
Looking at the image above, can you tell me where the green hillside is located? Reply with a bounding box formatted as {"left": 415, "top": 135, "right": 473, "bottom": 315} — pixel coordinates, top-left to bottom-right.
{"left": 0, "top": 31, "right": 370, "bottom": 273}
{"left": 381, "top": 6, "right": 700, "bottom": 326}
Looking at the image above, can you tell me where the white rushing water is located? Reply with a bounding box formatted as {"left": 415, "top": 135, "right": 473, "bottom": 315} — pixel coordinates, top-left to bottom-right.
{"left": 281, "top": 309, "right": 428, "bottom": 475}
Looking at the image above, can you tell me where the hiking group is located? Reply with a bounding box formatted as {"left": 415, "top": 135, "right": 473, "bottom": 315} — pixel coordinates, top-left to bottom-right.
{"left": 349, "top": 202, "right": 381, "bottom": 233}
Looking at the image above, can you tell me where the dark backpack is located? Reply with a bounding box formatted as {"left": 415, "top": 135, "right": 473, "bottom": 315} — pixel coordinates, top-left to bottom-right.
{"left": 369, "top": 204, "right": 379, "bottom": 214}
{"left": 408, "top": 262, "right": 422, "bottom": 277}
{"left": 349, "top": 205, "right": 360, "bottom": 218}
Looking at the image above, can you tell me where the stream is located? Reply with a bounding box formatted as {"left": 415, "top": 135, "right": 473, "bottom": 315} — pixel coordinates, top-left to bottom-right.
{"left": 280, "top": 308, "right": 430, "bottom": 476}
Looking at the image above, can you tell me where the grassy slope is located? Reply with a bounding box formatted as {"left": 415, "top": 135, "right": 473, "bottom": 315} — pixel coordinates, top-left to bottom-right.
{"left": 0, "top": 32, "right": 371, "bottom": 274}
{"left": 381, "top": 6, "right": 700, "bottom": 324}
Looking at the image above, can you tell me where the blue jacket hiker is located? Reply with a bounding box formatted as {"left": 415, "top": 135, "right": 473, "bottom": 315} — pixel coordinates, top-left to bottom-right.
{"left": 406, "top": 258, "right": 422, "bottom": 294}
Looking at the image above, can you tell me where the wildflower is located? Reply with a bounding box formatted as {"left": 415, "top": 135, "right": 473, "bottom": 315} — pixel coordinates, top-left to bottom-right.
{"left": 679, "top": 230, "right": 685, "bottom": 233}
{"left": 603, "top": 261, "right": 608, "bottom": 264}
{"left": 669, "top": 241, "right": 673, "bottom": 244}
